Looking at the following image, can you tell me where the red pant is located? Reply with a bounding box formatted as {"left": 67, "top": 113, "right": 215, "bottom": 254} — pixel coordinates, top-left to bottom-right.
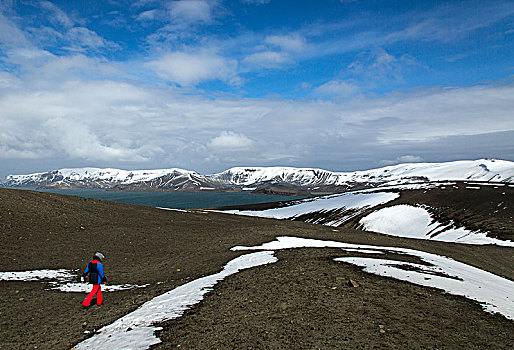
{"left": 82, "top": 284, "right": 103, "bottom": 306}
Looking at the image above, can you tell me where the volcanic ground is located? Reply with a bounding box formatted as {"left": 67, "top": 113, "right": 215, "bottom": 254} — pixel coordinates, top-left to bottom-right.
{"left": 0, "top": 187, "right": 512, "bottom": 349}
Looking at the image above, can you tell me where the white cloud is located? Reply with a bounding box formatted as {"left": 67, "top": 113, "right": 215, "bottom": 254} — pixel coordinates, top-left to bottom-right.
{"left": 147, "top": 50, "right": 240, "bottom": 86}
{"left": 398, "top": 155, "right": 423, "bottom": 163}
{"left": 1, "top": 3, "right": 117, "bottom": 56}
{"left": 366, "top": 85, "right": 514, "bottom": 143}
{"left": 313, "top": 80, "right": 359, "bottom": 98}
{"left": 348, "top": 48, "right": 420, "bottom": 85}
{"left": 0, "top": 72, "right": 21, "bottom": 89}
{"left": 0, "top": 79, "right": 157, "bottom": 163}
{"left": 39, "top": 1, "right": 74, "bottom": 29}
{"left": 131, "top": 0, "right": 160, "bottom": 8}
{"left": 0, "top": 78, "right": 512, "bottom": 175}
{"left": 242, "top": 51, "right": 292, "bottom": 69}
{"left": 0, "top": 129, "right": 49, "bottom": 160}
{"left": 2, "top": 51, "right": 122, "bottom": 84}
{"left": 0, "top": 146, "right": 42, "bottom": 160}
{"left": 33, "top": 54, "right": 121, "bottom": 80}
{"left": 168, "top": 0, "right": 216, "bottom": 24}
{"left": 385, "top": 2, "right": 514, "bottom": 43}
{"left": 44, "top": 117, "right": 149, "bottom": 162}
{"left": 265, "top": 34, "right": 307, "bottom": 52}
{"left": 66, "top": 27, "right": 119, "bottom": 52}
{"left": 1, "top": 0, "right": 513, "bottom": 177}
{"left": 0, "top": 12, "right": 33, "bottom": 49}
{"left": 137, "top": 9, "right": 159, "bottom": 22}
{"left": 208, "top": 131, "right": 255, "bottom": 151}
{"left": 7, "top": 47, "right": 53, "bottom": 61}
{"left": 380, "top": 155, "right": 423, "bottom": 166}
{"left": 239, "top": 33, "right": 307, "bottom": 71}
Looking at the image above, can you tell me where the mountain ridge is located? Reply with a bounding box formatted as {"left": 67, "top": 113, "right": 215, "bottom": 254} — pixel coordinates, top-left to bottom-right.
{"left": 3, "top": 159, "right": 514, "bottom": 194}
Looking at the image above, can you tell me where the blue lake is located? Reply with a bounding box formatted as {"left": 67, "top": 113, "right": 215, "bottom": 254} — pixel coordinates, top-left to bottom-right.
{"left": 12, "top": 188, "right": 303, "bottom": 209}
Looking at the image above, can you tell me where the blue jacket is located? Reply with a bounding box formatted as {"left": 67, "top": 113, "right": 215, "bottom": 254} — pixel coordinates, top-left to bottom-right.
{"left": 83, "top": 259, "right": 107, "bottom": 285}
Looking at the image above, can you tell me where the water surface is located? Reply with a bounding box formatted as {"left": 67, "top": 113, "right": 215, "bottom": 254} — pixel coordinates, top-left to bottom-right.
{"left": 13, "top": 188, "right": 302, "bottom": 209}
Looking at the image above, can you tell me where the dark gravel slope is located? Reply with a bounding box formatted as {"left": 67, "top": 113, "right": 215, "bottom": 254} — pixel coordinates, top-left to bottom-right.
{"left": 0, "top": 188, "right": 512, "bottom": 349}
{"left": 154, "top": 248, "right": 513, "bottom": 350}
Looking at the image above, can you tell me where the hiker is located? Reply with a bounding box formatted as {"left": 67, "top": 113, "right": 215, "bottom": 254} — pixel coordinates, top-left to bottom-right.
{"left": 81, "top": 252, "right": 107, "bottom": 307}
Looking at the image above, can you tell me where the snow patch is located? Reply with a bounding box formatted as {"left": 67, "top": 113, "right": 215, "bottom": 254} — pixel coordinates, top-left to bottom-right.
{"left": 359, "top": 205, "right": 513, "bottom": 246}
{"left": 0, "top": 269, "right": 75, "bottom": 282}
{"left": 342, "top": 248, "right": 385, "bottom": 254}
{"left": 222, "top": 191, "right": 399, "bottom": 225}
{"left": 336, "top": 257, "right": 513, "bottom": 320}
{"left": 233, "top": 236, "right": 514, "bottom": 320}
{"left": 0, "top": 269, "right": 147, "bottom": 292}
{"left": 54, "top": 283, "right": 148, "bottom": 293}
{"left": 157, "top": 207, "right": 189, "bottom": 212}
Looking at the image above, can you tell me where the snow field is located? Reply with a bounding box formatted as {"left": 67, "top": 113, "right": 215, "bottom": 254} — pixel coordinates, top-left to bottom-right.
{"left": 359, "top": 205, "right": 513, "bottom": 246}
{"left": 223, "top": 191, "right": 400, "bottom": 223}
{"left": 222, "top": 183, "right": 511, "bottom": 246}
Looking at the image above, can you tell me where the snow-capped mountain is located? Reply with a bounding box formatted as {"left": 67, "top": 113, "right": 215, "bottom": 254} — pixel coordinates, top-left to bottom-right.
{"left": 3, "top": 167, "right": 222, "bottom": 192}
{"left": 207, "top": 159, "right": 514, "bottom": 191}
{"left": 206, "top": 167, "right": 343, "bottom": 187}
{"left": 3, "top": 159, "right": 514, "bottom": 192}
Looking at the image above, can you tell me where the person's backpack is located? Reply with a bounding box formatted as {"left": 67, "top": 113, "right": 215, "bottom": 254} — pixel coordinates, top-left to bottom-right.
{"left": 88, "top": 262, "right": 99, "bottom": 284}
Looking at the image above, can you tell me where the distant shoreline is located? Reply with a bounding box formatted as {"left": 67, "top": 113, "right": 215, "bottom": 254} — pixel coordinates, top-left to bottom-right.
{"left": 2, "top": 186, "right": 305, "bottom": 210}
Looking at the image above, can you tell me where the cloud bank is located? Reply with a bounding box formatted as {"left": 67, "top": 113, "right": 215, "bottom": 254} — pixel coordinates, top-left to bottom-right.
{"left": 0, "top": 1, "right": 513, "bottom": 177}
{"left": 1, "top": 74, "right": 513, "bottom": 175}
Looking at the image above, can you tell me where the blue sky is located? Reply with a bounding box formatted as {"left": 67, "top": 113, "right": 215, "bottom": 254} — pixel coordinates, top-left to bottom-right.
{"left": 0, "top": 0, "right": 513, "bottom": 177}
